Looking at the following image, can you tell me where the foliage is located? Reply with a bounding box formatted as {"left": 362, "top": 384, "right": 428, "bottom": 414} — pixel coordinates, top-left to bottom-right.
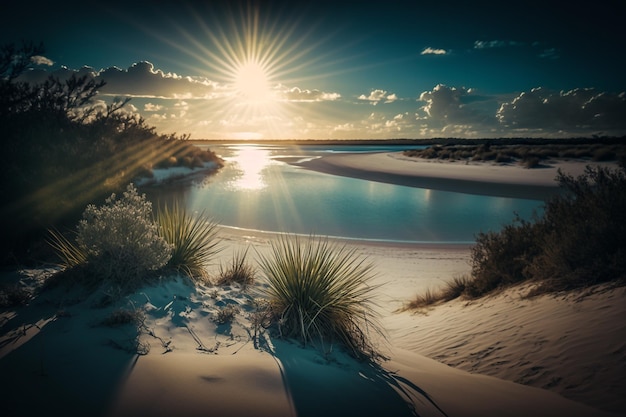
{"left": 403, "top": 142, "right": 625, "bottom": 167}
{"left": 468, "top": 216, "right": 542, "bottom": 297}
{"left": 257, "top": 235, "right": 384, "bottom": 360}
{"left": 156, "top": 201, "right": 221, "bottom": 281}
{"left": 216, "top": 248, "right": 256, "bottom": 289}
{"left": 525, "top": 165, "right": 626, "bottom": 291}
{"left": 409, "top": 164, "right": 626, "bottom": 307}
{"left": 0, "top": 42, "right": 222, "bottom": 261}
{"left": 75, "top": 183, "right": 172, "bottom": 286}
{"left": 214, "top": 305, "right": 241, "bottom": 325}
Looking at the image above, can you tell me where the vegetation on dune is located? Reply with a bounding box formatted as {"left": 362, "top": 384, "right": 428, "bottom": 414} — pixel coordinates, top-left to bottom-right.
{"left": 155, "top": 201, "right": 222, "bottom": 282}
{"left": 48, "top": 184, "right": 171, "bottom": 290}
{"left": 0, "top": 42, "right": 222, "bottom": 261}
{"left": 407, "top": 164, "right": 626, "bottom": 309}
{"left": 403, "top": 141, "right": 626, "bottom": 167}
{"left": 216, "top": 248, "right": 256, "bottom": 289}
{"left": 47, "top": 184, "right": 222, "bottom": 292}
{"left": 257, "top": 235, "right": 385, "bottom": 360}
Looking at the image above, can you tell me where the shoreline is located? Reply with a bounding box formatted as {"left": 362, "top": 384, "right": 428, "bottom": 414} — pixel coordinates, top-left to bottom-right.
{"left": 2, "top": 230, "right": 624, "bottom": 416}
{"left": 292, "top": 152, "right": 617, "bottom": 200}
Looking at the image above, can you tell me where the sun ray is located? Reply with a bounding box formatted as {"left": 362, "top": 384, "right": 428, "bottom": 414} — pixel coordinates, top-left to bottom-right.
{"left": 116, "top": 2, "right": 374, "bottom": 139}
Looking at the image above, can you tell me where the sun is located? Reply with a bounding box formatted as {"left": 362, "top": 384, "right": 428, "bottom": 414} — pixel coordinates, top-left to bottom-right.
{"left": 234, "top": 60, "right": 272, "bottom": 103}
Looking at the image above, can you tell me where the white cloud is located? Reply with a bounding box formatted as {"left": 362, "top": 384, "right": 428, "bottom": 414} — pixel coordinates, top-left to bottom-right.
{"left": 385, "top": 93, "right": 398, "bottom": 103}
{"left": 144, "top": 103, "right": 163, "bottom": 112}
{"left": 421, "top": 47, "right": 447, "bottom": 55}
{"left": 280, "top": 86, "right": 341, "bottom": 102}
{"left": 497, "top": 87, "right": 626, "bottom": 132}
{"left": 420, "top": 84, "right": 473, "bottom": 120}
{"left": 31, "top": 55, "right": 53, "bottom": 66}
{"left": 358, "top": 89, "right": 397, "bottom": 105}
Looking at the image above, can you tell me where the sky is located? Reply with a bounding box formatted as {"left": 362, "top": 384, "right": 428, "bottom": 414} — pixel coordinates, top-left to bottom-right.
{"left": 2, "top": 0, "right": 625, "bottom": 140}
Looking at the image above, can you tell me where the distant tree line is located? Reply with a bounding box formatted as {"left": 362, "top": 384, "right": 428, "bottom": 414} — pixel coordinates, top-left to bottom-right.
{"left": 0, "top": 42, "right": 222, "bottom": 262}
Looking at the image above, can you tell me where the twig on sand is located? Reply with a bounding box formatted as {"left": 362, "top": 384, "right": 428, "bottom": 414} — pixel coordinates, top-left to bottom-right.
{"left": 186, "top": 324, "right": 218, "bottom": 353}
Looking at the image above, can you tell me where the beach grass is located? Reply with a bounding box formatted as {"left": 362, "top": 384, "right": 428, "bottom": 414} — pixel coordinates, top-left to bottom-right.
{"left": 156, "top": 200, "right": 221, "bottom": 281}
{"left": 216, "top": 247, "right": 256, "bottom": 289}
{"left": 257, "top": 235, "right": 384, "bottom": 360}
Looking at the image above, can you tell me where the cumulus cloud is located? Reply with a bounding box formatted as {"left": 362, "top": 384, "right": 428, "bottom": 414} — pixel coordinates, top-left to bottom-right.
{"left": 280, "top": 86, "right": 340, "bottom": 102}
{"left": 421, "top": 47, "right": 447, "bottom": 55}
{"left": 144, "top": 103, "right": 163, "bottom": 112}
{"left": 497, "top": 87, "right": 626, "bottom": 132}
{"left": 358, "top": 89, "right": 397, "bottom": 105}
{"left": 418, "top": 84, "right": 493, "bottom": 126}
{"left": 31, "top": 55, "right": 53, "bottom": 66}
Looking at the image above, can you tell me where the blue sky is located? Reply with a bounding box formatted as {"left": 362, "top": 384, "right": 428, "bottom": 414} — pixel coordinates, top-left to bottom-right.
{"left": 2, "top": 0, "right": 625, "bottom": 139}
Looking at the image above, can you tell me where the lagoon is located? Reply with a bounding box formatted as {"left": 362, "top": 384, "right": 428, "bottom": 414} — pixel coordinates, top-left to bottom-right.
{"left": 157, "top": 144, "right": 544, "bottom": 244}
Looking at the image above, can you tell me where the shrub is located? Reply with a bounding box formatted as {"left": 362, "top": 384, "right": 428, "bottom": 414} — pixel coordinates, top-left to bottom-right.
{"left": 525, "top": 166, "right": 626, "bottom": 291}
{"left": 468, "top": 216, "right": 542, "bottom": 297}
{"left": 156, "top": 201, "right": 221, "bottom": 281}
{"left": 76, "top": 183, "right": 172, "bottom": 285}
{"left": 463, "top": 165, "right": 625, "bottom": 299}
{"left": 257, "top": 235, "right": 384, "bottom": 360}
{"left": 216, "top": 248, "right": 256, "bottom": 289}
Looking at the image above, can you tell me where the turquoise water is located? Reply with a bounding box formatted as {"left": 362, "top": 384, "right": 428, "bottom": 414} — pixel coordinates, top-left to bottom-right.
{"left": 169, "top": 144, "right": 544, "bottom": 244}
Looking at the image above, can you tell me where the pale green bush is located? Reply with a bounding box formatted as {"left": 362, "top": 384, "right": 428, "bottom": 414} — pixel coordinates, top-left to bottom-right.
{"left": 76, "top": 183, "right": 172, "bottom": 284}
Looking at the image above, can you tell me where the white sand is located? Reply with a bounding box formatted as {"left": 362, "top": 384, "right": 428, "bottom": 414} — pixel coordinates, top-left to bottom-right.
{"left": 2, "top": 153, "right": 624, "bottom": 416}
{"left": 295, "top": 152, "right": 618, "bottom": 200}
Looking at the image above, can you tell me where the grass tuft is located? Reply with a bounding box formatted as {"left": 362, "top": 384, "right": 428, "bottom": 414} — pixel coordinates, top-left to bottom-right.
{"left": 257, "top": 235, "right": 385, "bottom": 360}
{"left": 47, "top": 228, "right": 87, "bottom": 270}
{"left": 156, "top": 201, "right": 222, "bottom": 281}
{"left": 216, "top": 248, "right": 256, "bottom": 289}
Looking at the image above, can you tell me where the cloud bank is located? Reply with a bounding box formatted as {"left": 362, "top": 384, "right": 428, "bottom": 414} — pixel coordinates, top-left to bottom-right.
{"left": 15, "top": 61, "right": 626, "bottom": 138}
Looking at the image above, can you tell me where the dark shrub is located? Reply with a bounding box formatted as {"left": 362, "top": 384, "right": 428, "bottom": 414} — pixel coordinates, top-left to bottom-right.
{"left": 526, "top": 166, "right": 626, "bottom": 291}
{"left": 468, "top": 216, "right": 542, "bottom": 297}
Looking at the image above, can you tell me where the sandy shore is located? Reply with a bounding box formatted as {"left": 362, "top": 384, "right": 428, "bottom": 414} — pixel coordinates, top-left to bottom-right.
{"left": 2, "top": 154, "right": 625, "bottom": 416}
{"left": 3, "top": 228, "right": 623, "bottom": 416}
{"left": 293, "top": 152, "right": 617, "bottom": 200}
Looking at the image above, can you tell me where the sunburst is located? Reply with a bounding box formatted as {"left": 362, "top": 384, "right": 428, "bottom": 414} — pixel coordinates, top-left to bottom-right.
{"left": 127, "top": 2, "right": 360, "bottom": 139}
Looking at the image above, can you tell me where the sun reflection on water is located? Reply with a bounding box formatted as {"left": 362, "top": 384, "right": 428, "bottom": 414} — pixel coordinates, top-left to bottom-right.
{"left": 226, "top": 146, "right": 275, "bottom": 190}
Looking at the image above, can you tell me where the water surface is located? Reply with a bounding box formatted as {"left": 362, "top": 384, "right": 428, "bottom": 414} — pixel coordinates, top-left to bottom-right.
{"left": 160, "top": 144, "right": 544, "bottom": 244}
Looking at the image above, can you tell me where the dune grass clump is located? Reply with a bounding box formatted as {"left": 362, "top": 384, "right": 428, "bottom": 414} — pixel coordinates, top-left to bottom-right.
{"left": 48, "top": 183, "right": 172, "bottom": 289}
{"left": 156, "top": 201, "right": 221, "bottom": 281}
{"left": 214, "top": 304, "right": 241, "bottom": 325}
{"left": 405, "top": 275, "right": 472, "bottom": 310}
{"left": 216, "top": 248, "right": 256, "bottom": 289}
{"left": 257, "top": 235, "right": 384, "bottom": 360}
